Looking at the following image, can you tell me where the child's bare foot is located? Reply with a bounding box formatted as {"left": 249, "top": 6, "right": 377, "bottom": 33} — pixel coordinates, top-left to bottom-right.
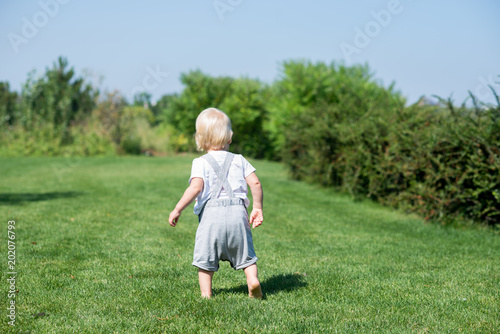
{"left": 201, "top": 293, "right": 212, "bottom": 299}
{"left": 244, "top": 264, "right": 262, "bottom": 299}
{"left": 248, "top": 281, "right": 263, "bottom": 299}
{"left": 198, "top": 269, "right": 214, "bottom": 299}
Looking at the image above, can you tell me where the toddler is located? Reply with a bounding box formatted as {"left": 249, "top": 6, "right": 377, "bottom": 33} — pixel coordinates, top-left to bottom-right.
{"left": 168, "top": 107, "right": 263, "bottom": 299}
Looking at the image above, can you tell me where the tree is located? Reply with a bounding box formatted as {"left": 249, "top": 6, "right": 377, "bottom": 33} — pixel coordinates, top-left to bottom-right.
{"left": 151, "top": 93, "right": 177, "bottom": 125}
{"left": 133, "top": 92, "right": 152, "bottom": 109}
{"left": 162, "top": 70, "right": 234, "bottom": 139}
{"left": 20, "top": 57, "right": 98, "bottom": 136}
{"left": 0, "top": 82, "right": 19, "bottom": 127}
{"left": 160, "top": 70, "right": 273, "bottom": 158}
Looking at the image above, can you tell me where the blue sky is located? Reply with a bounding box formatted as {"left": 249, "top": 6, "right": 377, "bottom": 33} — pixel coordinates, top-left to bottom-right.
{"left": 1, "top": 0, "right": 499, "bottom": 105}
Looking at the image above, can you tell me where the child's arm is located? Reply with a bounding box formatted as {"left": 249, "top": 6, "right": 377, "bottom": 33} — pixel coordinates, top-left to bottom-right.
{"left": 168, "top": 177, "right": 204, "bottom": 227}
{"left": 245, "top": 172, "right": 263, "bottom": 229}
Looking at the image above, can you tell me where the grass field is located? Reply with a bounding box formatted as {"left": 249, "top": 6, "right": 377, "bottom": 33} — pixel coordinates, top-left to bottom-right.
{"left": 1, "top": 156, "right": 499, "bottom": 333}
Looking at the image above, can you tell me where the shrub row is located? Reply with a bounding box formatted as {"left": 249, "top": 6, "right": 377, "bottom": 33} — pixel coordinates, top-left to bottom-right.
{"left": 283, "top": 82, "right": 500, "bottom": 226}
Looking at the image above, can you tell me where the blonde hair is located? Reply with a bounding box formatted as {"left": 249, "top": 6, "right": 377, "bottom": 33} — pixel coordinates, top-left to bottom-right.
{"left": 195, "top": 108, "right": 232, "bottom": 151}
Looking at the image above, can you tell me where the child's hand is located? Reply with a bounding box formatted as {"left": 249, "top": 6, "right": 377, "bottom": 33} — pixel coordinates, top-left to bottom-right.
{"left": 249, "top": 208, "right": 263, "bottom": 229}
{"left": 169, "top": 209, "right": 181, "bottom": 227}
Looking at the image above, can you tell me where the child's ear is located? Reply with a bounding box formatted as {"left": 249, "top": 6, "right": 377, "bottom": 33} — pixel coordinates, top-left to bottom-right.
{"left": 229, "top": 131, "right": 233, "bottom": 144}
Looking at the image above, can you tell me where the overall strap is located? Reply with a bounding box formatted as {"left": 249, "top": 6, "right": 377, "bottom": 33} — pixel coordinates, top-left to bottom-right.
{"left": 202, "top": 153, "right": 235, "bottom": 199}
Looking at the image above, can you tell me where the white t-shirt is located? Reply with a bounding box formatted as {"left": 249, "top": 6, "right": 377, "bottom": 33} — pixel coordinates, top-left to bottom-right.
{"left": 189, "top": 151, "right": 256, "bottom": 215}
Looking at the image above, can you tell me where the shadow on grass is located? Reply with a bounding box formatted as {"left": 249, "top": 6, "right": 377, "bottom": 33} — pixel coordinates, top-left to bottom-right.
{"left": 215, "top": 273, "right": 307, "bottom": 297}
{"left": 0, "top": 191, "right": 84, "bottom": 205}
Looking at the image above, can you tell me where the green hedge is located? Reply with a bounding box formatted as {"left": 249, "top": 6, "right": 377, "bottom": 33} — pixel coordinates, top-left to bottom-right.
{"left": 283, "top": 92, "right": 500, "bottom": 226}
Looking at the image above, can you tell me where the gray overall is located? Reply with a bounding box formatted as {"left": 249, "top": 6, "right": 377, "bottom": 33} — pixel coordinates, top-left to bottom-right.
{"left": 192, "top": 152, "right": 258, "bottom": 271}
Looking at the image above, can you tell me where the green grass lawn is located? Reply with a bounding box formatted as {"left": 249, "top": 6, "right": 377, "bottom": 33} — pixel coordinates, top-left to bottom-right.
{"left": 1, "top": 156, "right": 499, "bottom": 333}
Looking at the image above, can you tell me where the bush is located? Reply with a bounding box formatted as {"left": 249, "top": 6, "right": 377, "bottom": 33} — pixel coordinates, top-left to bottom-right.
{"left": 283, "top": 83, "right": 500, "bottom": 226}
{"left": 281, "top": 61, "right": 404, "bottom": 185}
{"left": 160, "top": 71, "right": 274, "bottom": 158}
{"left": 93, "top": 92, "right": 162, "bottom": 155}
{"left": 0, "top": 123, "right": 115, "bottom": 157}
{"left": 268, "top": 60, "right": 401, "bottom": 155}
{"left": 398, "top": 97, "right": 500, "bottom": 225}
{"left": 120, "top": 135, "right": 142, "bottom": 155}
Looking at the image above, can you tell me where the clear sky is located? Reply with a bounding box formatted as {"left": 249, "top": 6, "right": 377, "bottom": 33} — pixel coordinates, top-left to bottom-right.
{"left": 1, "top": 0, "right": 499, "bottom": 105}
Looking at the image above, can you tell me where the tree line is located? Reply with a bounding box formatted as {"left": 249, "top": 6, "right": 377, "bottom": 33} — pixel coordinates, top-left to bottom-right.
{"left": 1, "top": 57, "right": 498, "bottom": 226}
